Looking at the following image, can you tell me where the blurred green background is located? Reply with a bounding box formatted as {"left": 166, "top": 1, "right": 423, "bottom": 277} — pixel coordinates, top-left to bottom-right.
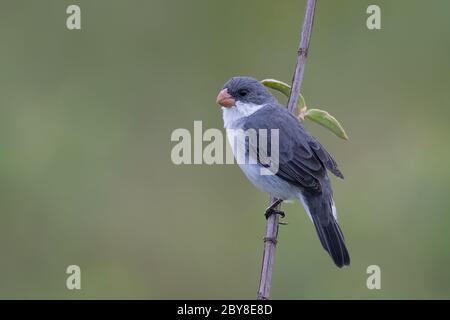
{"left": 1, "top": 0, "right": 450, "bottom": 299}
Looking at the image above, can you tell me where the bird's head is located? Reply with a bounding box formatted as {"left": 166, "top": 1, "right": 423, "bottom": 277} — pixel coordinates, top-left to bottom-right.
{"left": 216, "top": 76, "right": 275, "bottom": 108}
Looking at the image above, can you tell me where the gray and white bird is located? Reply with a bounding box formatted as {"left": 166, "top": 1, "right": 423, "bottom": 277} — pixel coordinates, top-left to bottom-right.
{"left": 216, "top": 76, "right": 350, "bottom": 268}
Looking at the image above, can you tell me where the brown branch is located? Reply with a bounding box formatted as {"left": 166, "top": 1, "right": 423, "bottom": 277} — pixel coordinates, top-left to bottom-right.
{"left": 256, "top": 0, "right": 317, "bottom": 300}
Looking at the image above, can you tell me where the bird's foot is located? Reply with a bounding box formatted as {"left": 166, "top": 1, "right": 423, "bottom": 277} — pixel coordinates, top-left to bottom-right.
{"left": 264, "top": 208, "right": 285, "bottom": 220}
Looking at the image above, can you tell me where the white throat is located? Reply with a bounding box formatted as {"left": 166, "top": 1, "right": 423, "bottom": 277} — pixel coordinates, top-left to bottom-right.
{"left": 222, "top": 101, "right": 265, "bottom": 128}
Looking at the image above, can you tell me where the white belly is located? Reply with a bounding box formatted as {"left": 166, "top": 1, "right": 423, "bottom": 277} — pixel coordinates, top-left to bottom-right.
{"left": 223, "top": 103, "right": 300, "bottom": 200}
{"left": 237, "top": 163, "right": 300, "bottom": 200}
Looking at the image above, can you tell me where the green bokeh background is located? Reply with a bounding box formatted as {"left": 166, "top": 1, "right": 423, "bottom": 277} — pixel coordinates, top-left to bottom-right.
{"left": 1, "top": 0, "right": 450, "bottom": 299}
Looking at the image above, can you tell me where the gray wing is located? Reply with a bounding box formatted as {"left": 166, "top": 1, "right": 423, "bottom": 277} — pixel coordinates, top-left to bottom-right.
{"left": 242, "top": 104, "right": 343, "bottom": 193}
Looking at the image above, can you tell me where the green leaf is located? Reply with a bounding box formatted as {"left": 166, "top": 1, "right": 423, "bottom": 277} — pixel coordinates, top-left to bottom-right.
{"left": 261, "top": 79, "right": 348, "bottom": 140}
{"left": 261, "top": 79, "right": 306, "bottom": 109}
{"left": 305, "top": 108, "right": 349, "bottom": 140}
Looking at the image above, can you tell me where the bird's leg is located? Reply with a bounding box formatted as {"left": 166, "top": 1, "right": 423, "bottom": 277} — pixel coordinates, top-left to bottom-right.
{"left": 264, "top": 198, "right": 285, "bottom": 219}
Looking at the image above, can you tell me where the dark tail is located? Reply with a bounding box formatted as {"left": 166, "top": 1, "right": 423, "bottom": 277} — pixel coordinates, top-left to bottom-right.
{"left": 302, "top": 192, "right": 350, "bottom": 268}
{"left": 311, "top": 215, "right": 350, "bottom": 268}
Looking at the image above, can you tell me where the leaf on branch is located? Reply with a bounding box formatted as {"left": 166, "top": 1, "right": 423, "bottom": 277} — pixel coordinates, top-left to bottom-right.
{"left": 261, "top": 78, "right": 348, "bottom": 140}
{"left": 261, "top": 79, "right": 306, "bottom": 109}
{"left": 305, "top": 108, "right": 349, "bottom": 140}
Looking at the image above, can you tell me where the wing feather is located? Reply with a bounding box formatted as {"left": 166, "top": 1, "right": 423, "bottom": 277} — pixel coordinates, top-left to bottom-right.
{"left": 242, "top": 104, "right": 343, "bottom": 193}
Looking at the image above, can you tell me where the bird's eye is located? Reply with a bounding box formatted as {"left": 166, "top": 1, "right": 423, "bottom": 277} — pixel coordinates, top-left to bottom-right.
{"left": 238, "top": 89, "right": 249, "bottom": 97}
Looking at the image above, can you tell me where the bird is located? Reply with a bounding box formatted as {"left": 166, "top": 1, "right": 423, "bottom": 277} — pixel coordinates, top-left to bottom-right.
{"left": 216, "top": 76, "right": 350, "bottom": 268}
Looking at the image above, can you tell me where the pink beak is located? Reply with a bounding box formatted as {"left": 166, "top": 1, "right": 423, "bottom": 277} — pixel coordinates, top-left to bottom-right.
{"left": 216, "top": 89, "right": 235, "bottom": 108}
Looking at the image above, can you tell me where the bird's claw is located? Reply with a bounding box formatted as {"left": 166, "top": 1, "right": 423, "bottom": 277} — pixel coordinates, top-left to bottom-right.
{"left": 264, "top": 208, "right": 285, "bottom": 220}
